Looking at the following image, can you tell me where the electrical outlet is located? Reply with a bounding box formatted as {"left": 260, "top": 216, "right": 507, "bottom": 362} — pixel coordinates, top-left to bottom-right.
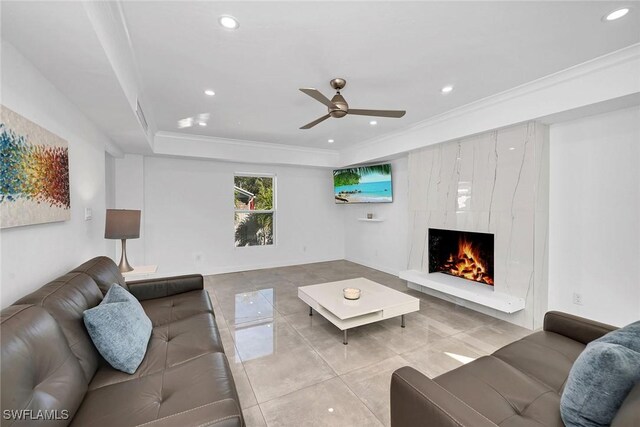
{"left": 84, "top": 208, "right": 93, "bottom": 221}
{"left": 572, "top": 292, "right": 583, "bottom": 306}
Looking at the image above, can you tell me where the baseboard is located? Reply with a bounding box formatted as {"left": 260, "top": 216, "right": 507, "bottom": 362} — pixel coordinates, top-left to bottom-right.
{"left": 344, "top": 257, "right": 401, "bottom": 277}
{"left": 130, "top": 256, "right": 402, "bottom": 281}
{"left": 148, "top": 255, "right": 346, "bottom": 279}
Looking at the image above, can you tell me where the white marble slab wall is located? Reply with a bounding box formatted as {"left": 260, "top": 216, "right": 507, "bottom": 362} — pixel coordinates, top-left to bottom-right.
{"left": 407, "top": 122, "right": 549, "bottom": 329}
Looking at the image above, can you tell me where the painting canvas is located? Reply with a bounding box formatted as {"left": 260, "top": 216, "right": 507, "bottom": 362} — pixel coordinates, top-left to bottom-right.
{"left": 334, "top": 163, "right": 393, "bottom": 203}
{"left": 1, "top": 106, "right": 70, "bottom": 228}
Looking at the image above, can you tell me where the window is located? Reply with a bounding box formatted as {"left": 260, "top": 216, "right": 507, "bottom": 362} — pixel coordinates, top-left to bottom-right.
{"left": 234, "top": 175, "right": 275, "bottom": 247}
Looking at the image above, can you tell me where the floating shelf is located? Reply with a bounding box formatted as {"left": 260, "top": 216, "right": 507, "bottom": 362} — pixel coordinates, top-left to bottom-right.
{"left": 399, "top": 270, "right": 525, "bottom": 313}
{"left": 357, "top": 218, "right": 385, "bottom": 222}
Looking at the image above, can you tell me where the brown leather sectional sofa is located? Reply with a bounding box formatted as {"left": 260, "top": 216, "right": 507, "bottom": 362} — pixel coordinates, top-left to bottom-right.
{"left": 1, "top": 256, "right": 244, "bottom": 427}
{"left": 390, "top": 311, "right": 639, "bottom": 427}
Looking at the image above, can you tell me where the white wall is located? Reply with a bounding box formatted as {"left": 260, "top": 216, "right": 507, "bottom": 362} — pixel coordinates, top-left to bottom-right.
{"left": 114, "top": 154, "right": 145, "bottom": 265}
{"left": 104, "top": 153, "right": 116, "bottom": 260}
{"left": 113, "top": 155, "right": 345, "bottom": 276}
{"left": 0, "top": 42, "right": 113, "bottom": 307}
{"left": 549, "top": 106, "right": 640, "bottom": 326}
{"left": 343, "top": 157, "right": 409, "bottom": 275}
{"left": 105, "top": 153, "right": 116, "bottom": 210}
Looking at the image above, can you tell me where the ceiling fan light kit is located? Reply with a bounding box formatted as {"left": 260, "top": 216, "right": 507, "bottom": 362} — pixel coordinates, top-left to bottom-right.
{"left": 299, "top": 78, "right": 406, "bottom": 129}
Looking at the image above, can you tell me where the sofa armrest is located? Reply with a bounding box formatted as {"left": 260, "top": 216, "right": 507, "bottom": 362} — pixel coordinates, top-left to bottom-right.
{"left": 543, "top": 311, "right": 616, "bottom": 345}
{"left": 390, "top": 367, "right": 496, "bottom": 427}
{"left": 127, "top": 274, "right": 204, "bottom": 301}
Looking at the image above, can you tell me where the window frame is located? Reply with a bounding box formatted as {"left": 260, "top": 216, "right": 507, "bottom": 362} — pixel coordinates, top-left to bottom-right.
{"left": 233, "top": 173, "right": 277, "bottom": 248}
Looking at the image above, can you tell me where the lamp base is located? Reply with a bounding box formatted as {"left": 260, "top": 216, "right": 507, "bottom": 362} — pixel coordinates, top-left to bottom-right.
{"left": 118, "top": 239, "right": 134, "bottom": 273}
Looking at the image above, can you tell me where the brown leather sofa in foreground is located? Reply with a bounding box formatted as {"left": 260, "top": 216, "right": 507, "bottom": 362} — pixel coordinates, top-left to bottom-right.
{"left": 1, "top": 256, "right": 244, "bottom": 427}
{"left": 390, "top": 311, "right": 639, "bottom": 427}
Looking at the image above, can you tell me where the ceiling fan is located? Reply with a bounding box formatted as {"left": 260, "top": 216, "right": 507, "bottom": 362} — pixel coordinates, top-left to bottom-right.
{"left": 299, "top": 78, "right": 406, "bottom": 129}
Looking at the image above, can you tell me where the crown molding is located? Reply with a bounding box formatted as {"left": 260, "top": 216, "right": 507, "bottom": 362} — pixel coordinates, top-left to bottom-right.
{"left": 154, "top": 131, "right": 340, "bottom": 167}
{"left": 340, "top": 43, "right": 640, "bottom": 166}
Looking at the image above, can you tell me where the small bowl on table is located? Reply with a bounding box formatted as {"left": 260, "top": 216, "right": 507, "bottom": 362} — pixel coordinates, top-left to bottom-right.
{"left": 343, "top": 288, "right": 361, "bottom": 300}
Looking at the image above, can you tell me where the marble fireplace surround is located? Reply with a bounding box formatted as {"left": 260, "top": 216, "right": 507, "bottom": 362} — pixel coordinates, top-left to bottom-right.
{"left": 405, "top": 121, "right": 549, "bottom": 329}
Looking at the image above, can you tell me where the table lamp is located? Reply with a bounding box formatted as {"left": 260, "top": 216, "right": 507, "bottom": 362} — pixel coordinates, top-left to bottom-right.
{"left": 105, "top": 209, "right": 141, "bottom": 273}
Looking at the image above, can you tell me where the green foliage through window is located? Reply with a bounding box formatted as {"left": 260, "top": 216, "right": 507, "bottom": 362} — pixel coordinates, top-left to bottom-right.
{"left": 234, "top": 176, "right": 273, "bottom": 210}
{"left": 234, "top": 213, "right": 273, "bottom": 246}
{"left": 234, "top": 176, "right": 274, "bottom": 247}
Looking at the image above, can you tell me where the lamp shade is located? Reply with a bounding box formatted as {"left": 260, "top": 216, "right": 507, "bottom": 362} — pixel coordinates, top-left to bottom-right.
{"left": 105, "top": 209, "right": 141, "bottom": 239}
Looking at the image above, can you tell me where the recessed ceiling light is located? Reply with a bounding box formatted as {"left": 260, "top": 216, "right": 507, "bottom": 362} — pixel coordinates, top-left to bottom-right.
{"left": 177, "top": 117, "right": 194, "bottom": 129}
{"left": 509, "top": 147, "right": 516, "bottom": 151}
{"left": 219, "top": 15, "right": 239, "bottom": 29}
{"left": 369, "top": 120, "right": 377, "bottom": 126}
{"left": 204, "top": 89, "right": 215, "bottom": 96}
{"left": 441, "top": 85, "right": 454, "bottom": 94}
{"left": 604, "top": 8, "right": 630, "bottom": 21}
{"left": 328, "top": 139, "right": 334, "bottom": 143}
{"left": 198, "top": 122, "right": 207, "bottom": 127}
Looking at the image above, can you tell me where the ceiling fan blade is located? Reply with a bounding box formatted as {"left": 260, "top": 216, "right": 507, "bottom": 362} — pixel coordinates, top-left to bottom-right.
{"left": 348, "top": 109, "right": 406, "bottom": 118}
{"left": 300, "top": 114, "right": 331, "bottom": 129}
{"left": 299, "top": 88, "right": 336, "bottom": 108}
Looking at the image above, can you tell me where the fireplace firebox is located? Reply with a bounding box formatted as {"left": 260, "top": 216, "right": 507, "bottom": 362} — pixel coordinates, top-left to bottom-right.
{"left": 428, "top": 228, "right": 494, "bottom": 286}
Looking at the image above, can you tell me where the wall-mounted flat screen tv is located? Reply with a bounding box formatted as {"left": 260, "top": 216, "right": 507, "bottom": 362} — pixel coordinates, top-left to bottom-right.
{"left": 333, "top": 163, "right": 393, "bottom": 204}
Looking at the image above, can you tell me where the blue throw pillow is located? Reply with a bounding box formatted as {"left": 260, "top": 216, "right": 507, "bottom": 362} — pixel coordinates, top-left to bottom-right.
{"left": 594, "top": 320, "right": 640, "bottom": 353}
{"left": 561, "top": 323, "right": 640, "bottom": 427}
{"left": 83, "top": 284, "right": 152, "bottom": 374}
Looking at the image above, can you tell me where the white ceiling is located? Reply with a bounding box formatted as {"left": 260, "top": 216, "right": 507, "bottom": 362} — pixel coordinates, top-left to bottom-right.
{"left": 2, "top": 1, "right": 639, "bottom": 153}
{"left": 1, "top": 1, "right": 150, "bottom": 153}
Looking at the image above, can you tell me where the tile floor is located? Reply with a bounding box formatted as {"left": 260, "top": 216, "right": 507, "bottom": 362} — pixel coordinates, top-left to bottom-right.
{"left": 204, "top": 260, "right": 531, "bottom": 427}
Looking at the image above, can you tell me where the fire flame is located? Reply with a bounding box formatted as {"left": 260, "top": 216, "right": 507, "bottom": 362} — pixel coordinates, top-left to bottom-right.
{"left": 442, "top": 238, "right": 494, "bottom": 285}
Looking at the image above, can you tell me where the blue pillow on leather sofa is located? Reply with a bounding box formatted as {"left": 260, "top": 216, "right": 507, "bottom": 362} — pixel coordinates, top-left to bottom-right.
{"left": 83, "top": 284, "right": 152, "bottom": 374}
{"left": 561, "top": 320, "right": 640, "bottom": 427}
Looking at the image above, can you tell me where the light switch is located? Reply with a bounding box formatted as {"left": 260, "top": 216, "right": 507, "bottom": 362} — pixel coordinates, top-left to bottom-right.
{"left": 84, "top": 208, "right": 93, "bottom": 221}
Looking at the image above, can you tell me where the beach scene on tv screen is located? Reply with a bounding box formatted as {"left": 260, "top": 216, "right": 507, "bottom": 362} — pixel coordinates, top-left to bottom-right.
{"left": 334, "top": 164, "right": 393, "bottom": 204}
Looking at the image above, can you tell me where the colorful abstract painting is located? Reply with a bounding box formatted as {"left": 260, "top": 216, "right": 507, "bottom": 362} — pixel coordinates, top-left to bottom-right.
{"left": 1, "top": 106, "right": 70, "bottom": 228}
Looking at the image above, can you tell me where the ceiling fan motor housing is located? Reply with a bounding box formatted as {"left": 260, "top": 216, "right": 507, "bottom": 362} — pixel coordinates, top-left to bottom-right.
{"left": 329, "top": 93, "right": 348, "bottom": 118}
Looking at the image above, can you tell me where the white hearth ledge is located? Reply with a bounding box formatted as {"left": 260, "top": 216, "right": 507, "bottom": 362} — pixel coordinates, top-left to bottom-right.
{"left": 399, "top": 270, "right": 525, "bottom": 314}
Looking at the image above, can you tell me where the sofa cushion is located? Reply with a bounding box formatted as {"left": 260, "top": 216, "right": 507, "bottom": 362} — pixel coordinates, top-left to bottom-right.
{"left": 1, "top": 305, "right": 87, "bottom": 424}
{"left": 493, "top": 331, "right": 586, "bottom": 393}
{"left": 84, "top": 284, "right": 152, "bottom": 374}
{"left": 560, "top": 341, "right": 640, "bottom": 427}
{"left": 70, "top": 353, "right": 243, "bottom": 427}
{"left": 140, "top": 290, "right": 214, "bottom": 326}
{"left": 435, "top": 355, "right": 564, "bottom": 426}
{"left": 72, "top": 256, "right": 128, "bottom": 294}
{"left": 15, "top": 272, "right": 103, "bottom": 382}
{"left": 89, "top": 312, "right": 225, "bottom": 389}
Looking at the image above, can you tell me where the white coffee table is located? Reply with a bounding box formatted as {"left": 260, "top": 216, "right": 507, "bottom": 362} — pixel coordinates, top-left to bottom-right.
{"left": 298, "top": 277, "right": 420, "bottom": 344}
